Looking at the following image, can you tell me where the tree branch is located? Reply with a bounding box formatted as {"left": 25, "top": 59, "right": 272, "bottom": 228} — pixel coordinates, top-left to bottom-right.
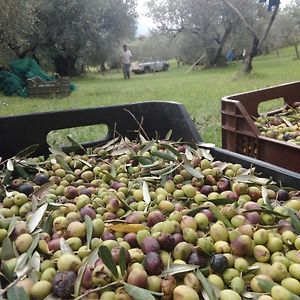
{"left": 258, "top": 3, "right": 280, "bottom": 51}
{"left": 220, "top": 0, "right": 258, "bottom": 39}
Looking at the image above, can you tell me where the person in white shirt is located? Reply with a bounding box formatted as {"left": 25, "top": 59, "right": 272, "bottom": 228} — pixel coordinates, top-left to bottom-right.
{"left": 120, "top": 44, "right": 132, "bottom": 79}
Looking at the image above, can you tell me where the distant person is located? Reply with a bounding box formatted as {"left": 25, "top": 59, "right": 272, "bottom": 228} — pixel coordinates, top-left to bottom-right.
{"left": 226, "top": 49, "right": 236, "bottom": 62}
{"left": 120, "top": 44, "right": 132, "bottom": 79}
{"left": 242, "top": 49, "right": 247, "bottom": 63}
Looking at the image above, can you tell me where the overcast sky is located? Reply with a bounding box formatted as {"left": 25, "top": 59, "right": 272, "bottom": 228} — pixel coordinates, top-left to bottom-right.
{"left": 136, "top": 0, "right": 293, "bottom": 36}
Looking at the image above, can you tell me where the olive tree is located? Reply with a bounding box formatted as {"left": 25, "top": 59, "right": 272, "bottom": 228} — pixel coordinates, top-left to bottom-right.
{"left": 146, "top": 0, "right": 238, "bottom": 68}
{"left": 221, "top": 0, "right": 280, "bottom": 74}
{"left": 0, "top": 0, "right": 137, "bottom": 76}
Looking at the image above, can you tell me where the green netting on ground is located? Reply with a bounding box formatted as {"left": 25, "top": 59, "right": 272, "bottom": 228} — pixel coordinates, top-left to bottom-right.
{"left": 0, "top": 70, "right": 28, "bottom": 97}
{"left": 9, "top": 57, "right": 54, "bottom": 81}
{"left": 0, "top": 57, "right": 74, "bottom": 97}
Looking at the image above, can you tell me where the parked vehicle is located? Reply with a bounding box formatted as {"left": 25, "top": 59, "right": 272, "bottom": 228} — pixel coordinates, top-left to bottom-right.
{"left": 131, "top": 58, "right": 169, "bottom": 74}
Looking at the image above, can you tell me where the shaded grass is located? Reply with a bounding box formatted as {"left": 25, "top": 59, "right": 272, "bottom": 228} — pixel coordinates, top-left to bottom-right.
{"left": 0, "top": 47, "right": 299, "bottom": 147}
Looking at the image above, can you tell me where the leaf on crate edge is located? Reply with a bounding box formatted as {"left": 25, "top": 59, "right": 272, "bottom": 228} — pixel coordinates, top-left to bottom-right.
{"left": 15, "top": 144, "right": 39, "bottom": 159}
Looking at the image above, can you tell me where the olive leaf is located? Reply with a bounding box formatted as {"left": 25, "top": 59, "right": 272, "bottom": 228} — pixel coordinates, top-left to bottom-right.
{"left": 196, "top": 269, "right": 218, "bottom": 300}
{"left": 15, "top": 164, "right": 31, "bottom": 180}
{"left": 199, "top": 148, "right": 213, "bottom": 160}
{"left": 74, "top": 157, "right": 93, "bottom": 168}
{"left": 7, "top": 159, "right": 14, "bottom": 172}
{"left": 98, "top": 245, "right": 119, "bottom": 279}
{"left": 262, "top": 186, "right": 273, "bottom": 210}
{"left": 234, "top": 175, "right": 274, "bottom": 186}
{"left": 184, "top": 164, "right": 204, "bottom": 179}
{"left": 209, "top": 205, "right": 234, "bottom": 228}
{"left": 102, "top": 170, "right": 116, "bottom": 181}
{"left": 160, "top": 142, "right": 181, "bottom": 158}
{"left": 106, "top": 223, "right": 148, "bottom": 233}
{"left": 150, "top": 165, "right": 173, "bottom": 176}
{"left": 184, "top": 148, "right": 194, "bottom": 160}
{"left": 164, "top": 129, "right": 173, "bottom": 140}
{"left": 28, "top": 203, "right": 48, "bottom": 233}
{"left": 55, "top": 155, "right": 72, "bottom": 172}
{"left": 124, "top": 283, "right": 162, "bottom": 300}
{"left": 151, "top": 150, "right": 176, "bottom": 161}
{"left": 60, "top": 237, "right": 73, "bottom": 254}
{"left": 256, "top": 278, "right": 277, "bottom": 293}
{"left": 186, "top": 207, "right": 208, "bottom": 217}
{"left": 282, "top": 116, "right": 293, "bottom": 127}
{"left": 241, "top": 292, "right": 263, "bottom": 300}
{"left": 183, "top": 156, "right": 204, "bottom": 179}
{"left": 1, "top": 260, "right": 15, "bottom": 282}
{"left": 42, "top": 213, "right": 54, "bottom": 235}
{"left": 139, "top": 140, "right": 156, "bottom": 155}
{"left": 14, "top": 144, "right": 39, "bottom": 159}
{"left": 48, "top": 147, "right": 67, "bottom": 157}
{"left": 31, "top": 182, "right": 54, "bottom": 200}
{"left": 119, "top": 247, "right": 127, "bottom": 277}
{"left": 84, "top": 215, "right": 93, "bottom": 249}
{"left": 7, "top": 216, "right": 17, "bottom": 237}
{"left": 286, "top": 208, "right": 300, "bottom": 235}
{"left": 3, "top": 169, "right": 13, "bottom": 185}
{"left": 110, "top": 164, "right": 117, "bottom": 178}
{"left": 1, "top": 238, "right": 14, "bottom": 260}
{"left": 28, "top": 251, "right": 41, "bottom": 282}
{"left": 160, "top": 264, "right": 198, "bottom": 277}
{"left": 242, "top": 208, "right": 288, "bottom": 219}
{"left": 7, "top": 286, "right": 30, "bottom": 300}
{"left": 142, "top": 181, "right": 151, "bottom": 204}
{"left": 74, "top": 249, "right": 99, "bottom": 297}
{"left": 66, "top": 135, "right": 87, "bottom": 153}
{"left": 137, "top": 156, "right": 154, "bottom": 166}
{"left": 15, "top": 233, "right": 40, "bottom": 273}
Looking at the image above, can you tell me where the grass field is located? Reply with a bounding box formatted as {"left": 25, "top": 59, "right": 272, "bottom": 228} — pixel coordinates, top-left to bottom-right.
{"left": 1, "top": 47, "right": 299, "bottom": 148}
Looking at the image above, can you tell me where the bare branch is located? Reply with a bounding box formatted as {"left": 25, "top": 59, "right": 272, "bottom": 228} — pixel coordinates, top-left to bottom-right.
{"left": 258, "top": 4, "right": 280, "bottom": 51}
{"left": 220, "top": 0, "right": 258, "bottom": 39}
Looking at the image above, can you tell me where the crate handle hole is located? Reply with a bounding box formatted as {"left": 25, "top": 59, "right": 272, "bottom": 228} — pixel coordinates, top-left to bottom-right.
{"left": 46, "top": 124, "right": 109, "bottom": 147}
{"left": 257, "top": 97, "right": 285, "bottom": 115}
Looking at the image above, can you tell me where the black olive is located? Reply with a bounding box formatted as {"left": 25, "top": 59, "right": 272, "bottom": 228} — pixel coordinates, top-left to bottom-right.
{"left": 52, "top": 271, "right": 77, "bottom": 298}
{"left": 17, "top": 183, "right": 34, "bottom": 196}
{"left": 210, "top": 254, "right": 229, "bottom": 274}
{"left": 33, "top": 172, "right": 49, "bottom": 185}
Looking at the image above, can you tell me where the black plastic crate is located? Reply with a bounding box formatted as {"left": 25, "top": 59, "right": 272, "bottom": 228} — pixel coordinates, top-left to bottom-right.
{"left": 0, "top": 101, "right": 299, "bottom": 188}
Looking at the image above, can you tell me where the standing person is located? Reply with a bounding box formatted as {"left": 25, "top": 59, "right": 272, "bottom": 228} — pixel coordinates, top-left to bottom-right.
{"left": 120, "top": 44, "right": 132, "bottom": 79}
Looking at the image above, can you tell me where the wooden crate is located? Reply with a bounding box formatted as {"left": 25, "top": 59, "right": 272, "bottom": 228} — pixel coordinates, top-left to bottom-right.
{"left": 27, "top": 76, "right": 71, "bottom": 98}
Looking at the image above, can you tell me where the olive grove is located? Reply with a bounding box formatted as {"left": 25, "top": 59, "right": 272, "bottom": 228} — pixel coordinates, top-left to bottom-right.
{"left": 0, "top": 0, "right": 137, "bottom": 76}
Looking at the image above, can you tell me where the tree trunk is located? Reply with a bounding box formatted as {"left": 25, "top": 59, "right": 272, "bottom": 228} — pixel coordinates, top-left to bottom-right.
{"left": 294, "top": 44, "right": 299, "bottom": 59}
{"left": 244, "top": 36, "right": 259, "bottom": 74}
{"left": 54, "top": 55, "right": 77, "bottom": 76}
{"left": 212, "top": 24, "right": 232, "bottom": 67}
